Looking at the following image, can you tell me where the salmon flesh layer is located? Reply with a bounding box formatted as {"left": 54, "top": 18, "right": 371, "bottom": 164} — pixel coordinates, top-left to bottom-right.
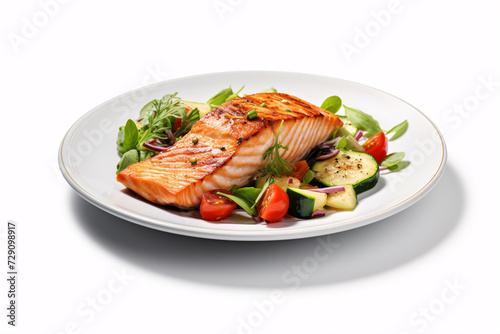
{"left": 117, "top": 92, "right": 343, "bottom": 208}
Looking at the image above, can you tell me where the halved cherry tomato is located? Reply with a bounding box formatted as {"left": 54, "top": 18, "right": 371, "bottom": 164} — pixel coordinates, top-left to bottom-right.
{"left": 362, "top": 132, "right": 388, "bottom": 163}
{"left": 257, "top": 184, "right": 289, "bottom": 222}
{"left": 200, "top": 189, "right": 237, "bottom": 221}
{"left": 289, "top": 160, "right": 310, "bottom": 181}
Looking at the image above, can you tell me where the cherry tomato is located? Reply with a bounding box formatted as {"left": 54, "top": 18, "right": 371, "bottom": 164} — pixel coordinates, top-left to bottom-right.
{"left": 200, "top": 189, "right": 237, "bottom": 221}
{"left": 363, "top": 132, "right": 388, "bottom": 163}
{"left": 257, "top": 184, "right": 289, "bottom": 222}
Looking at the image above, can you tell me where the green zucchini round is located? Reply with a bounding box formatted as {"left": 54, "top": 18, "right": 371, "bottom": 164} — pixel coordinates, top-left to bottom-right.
{"left": 312, "top": 149, "right": 379, "bottom": 194}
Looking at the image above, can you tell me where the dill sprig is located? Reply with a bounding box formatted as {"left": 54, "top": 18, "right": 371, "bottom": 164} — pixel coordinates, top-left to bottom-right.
{"left": 136, "top": 93, "right": 200, "bottom": 145}
{"left": 263, "top": 121, "right": 294, "bottom": 177}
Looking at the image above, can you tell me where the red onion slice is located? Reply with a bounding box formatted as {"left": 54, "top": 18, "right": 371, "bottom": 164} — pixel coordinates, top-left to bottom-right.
{"left": 315, "top": 149, "right": 340, "bottom": 161}
{"left": 355, "top": 130, "right": 364, "bottom": 141}
{"left": 252, "top": 215, "right": 264, "bottom": 223}
{"left": 142, "top": 139, "right": 168, "bottom": 152}
{"left": 319, "top": 137, "right": 341, "bottom": 147}
{"left": 307, "top": 186, "right": 345, "bottom": 194}
{"left": 311, "top": 210, "right": 326, "bottom": 218}
{"left": 165, "top": 130, "right": 176, "bottom": 144}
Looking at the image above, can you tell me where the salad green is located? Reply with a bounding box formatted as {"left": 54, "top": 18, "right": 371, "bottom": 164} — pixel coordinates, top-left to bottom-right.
{"left": 320, "top": 95, "right": 342, "bottom": 114}
{"left": 386, "top": 120, "right": 409, "bottom": 141}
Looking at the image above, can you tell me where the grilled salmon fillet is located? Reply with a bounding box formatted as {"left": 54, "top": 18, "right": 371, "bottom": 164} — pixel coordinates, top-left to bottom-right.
{"left": 117, "top": 92, "right": 343, "bottom": 208}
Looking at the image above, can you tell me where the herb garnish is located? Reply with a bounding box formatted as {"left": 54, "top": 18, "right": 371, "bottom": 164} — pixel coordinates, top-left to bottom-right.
{"left": 247, "top": 109, "right": 258, "bottom": 120}
{"left": 262, "top": 121, "right": 294, "bottom": 177}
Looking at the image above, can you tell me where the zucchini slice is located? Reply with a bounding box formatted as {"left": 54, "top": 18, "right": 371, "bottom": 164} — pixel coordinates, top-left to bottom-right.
{"left": 312, "top": 149, "right": 379, "bottom": 194}
{"left": 345, "top": 135, "right": 364, "bottom": 152}
{"left": 286, "top": 187, "right": 327, "bottom": 219}
{"left": 177, "top": 99, "right": 212, "bottom": 117}
{"left": 326, "top": 185, "right": 357, "bottom": 210}
{"left": 337, "top": 116, "right": 358, "bottom": 137}
{"left": 256, "top": 175, "right": 301, "bottom": 191}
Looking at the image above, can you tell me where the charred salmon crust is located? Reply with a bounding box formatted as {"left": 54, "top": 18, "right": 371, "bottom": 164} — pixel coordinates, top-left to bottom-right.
{"left": 117, "top": 92, "right": 343, "bottom": 208}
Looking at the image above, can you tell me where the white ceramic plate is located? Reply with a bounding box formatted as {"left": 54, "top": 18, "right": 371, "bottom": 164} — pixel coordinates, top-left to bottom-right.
{"left": 59, "top": 71, "right": 447, "bottom": 241}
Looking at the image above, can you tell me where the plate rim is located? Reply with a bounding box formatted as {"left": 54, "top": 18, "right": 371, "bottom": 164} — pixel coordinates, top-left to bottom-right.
{"left": 59, "top": 70, "right": 447, "bottom": 241}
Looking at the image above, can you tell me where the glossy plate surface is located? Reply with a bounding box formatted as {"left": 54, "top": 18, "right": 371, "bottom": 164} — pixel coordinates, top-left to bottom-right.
{"left": 59, "top": 71, "right": 447, "bottom": 241}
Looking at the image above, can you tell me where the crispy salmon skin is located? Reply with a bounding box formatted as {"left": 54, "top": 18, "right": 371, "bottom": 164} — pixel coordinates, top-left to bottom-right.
{"left": 117, "top": 92, "right": 343, "bottom": 208}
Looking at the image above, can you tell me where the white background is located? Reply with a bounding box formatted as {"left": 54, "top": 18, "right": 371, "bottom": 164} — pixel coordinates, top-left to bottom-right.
{"left": 1, "top": 0, "right": 499, "bottom": 333}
